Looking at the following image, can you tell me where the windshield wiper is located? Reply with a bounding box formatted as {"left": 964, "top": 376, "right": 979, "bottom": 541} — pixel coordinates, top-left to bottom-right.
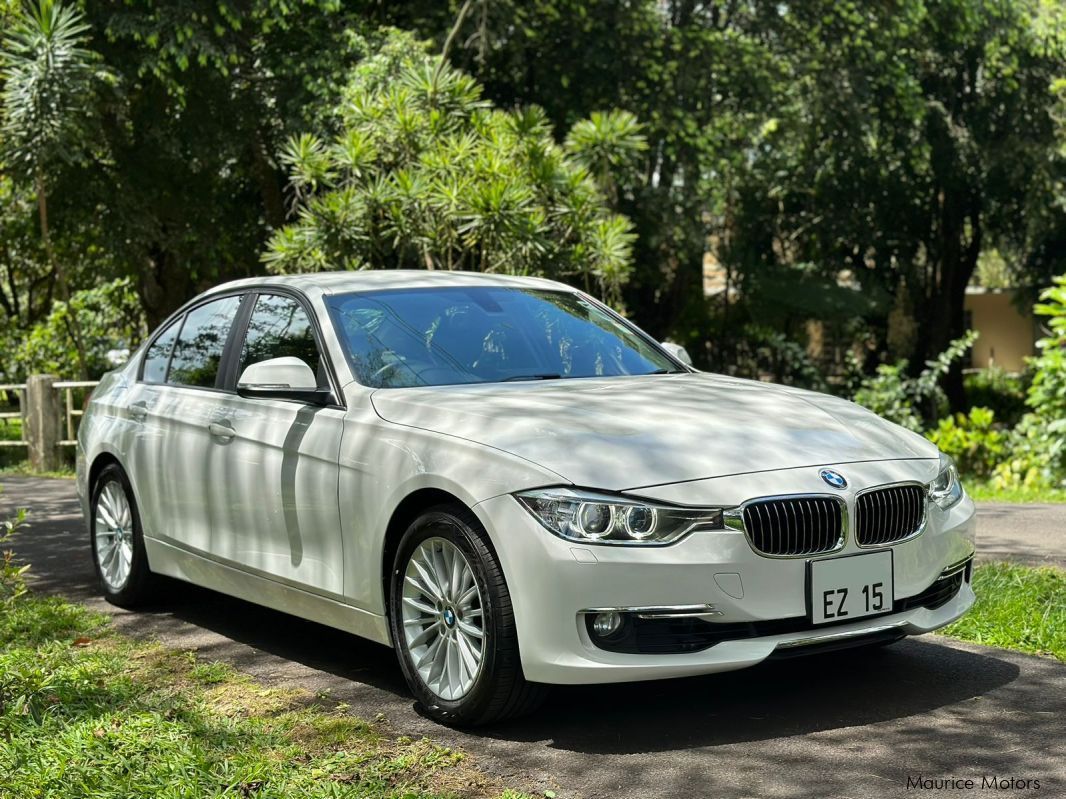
{"left": 501, "top": 373, "right": 563, "bottom": 382}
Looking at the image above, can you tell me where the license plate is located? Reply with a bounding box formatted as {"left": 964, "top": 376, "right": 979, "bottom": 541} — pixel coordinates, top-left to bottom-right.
{"left": 809, "top": 550, "right": 893, "bottom": 625}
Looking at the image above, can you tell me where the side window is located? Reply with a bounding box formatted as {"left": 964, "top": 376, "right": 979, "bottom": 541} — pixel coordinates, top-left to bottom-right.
{"left": 142, "top": 317, "right": 181, "bottom": 383}
{"left": 238, "top": 294, "right": 322, "bottom": 382}
{"left": 167, "top": 295, "right": 242, "bottom": 388}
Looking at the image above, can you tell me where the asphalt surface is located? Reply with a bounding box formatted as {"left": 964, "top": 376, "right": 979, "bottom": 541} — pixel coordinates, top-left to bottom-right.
{"left": 2, "top": 475, "right": 1063, "bottom": 799}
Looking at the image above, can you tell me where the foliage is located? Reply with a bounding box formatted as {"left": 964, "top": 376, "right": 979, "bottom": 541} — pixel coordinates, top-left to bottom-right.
{"left": 990, "top": 413, "right": 1066, "bottom": 492}
{"left": 927, "top": 407, "right": 1008, "bottom": 480}
{"left": 941, "top": 562, "right": 1066, "bottom": 662}
{"left": 0, "top": 591, "right": 523, "bottom": 798}
{"left": 963, "top": 366, "right": 1029, "bottom": 428}
{"left": 852, "top": 332, "right": 978, "bottom": 431}
{"left": 722, "top": 323, "right": 828, "bottom": 392}
{"left": 1027, "top": 275, "right": 1066, "bottom": 426}
{"left": 266, "top": 30, "right": 643, "bottom": 305}
{"left": 13, "top": 278, "right": 145, "bottom": 379}
{"left": 0, "top": 495, "right": 28, "bottom": 605}
{"left": 0, "top": 0, "right": 110, "bottom": 378}
{"left": 0, "top": 0, "right": 105, "bottom": 180}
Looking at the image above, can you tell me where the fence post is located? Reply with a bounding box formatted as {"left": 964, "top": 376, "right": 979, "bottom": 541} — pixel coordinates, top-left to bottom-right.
{"left": 25, "top": 374, "right": 60, "bottom": 472}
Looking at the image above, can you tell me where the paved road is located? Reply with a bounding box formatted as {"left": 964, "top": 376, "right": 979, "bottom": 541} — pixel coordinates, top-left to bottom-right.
{"left": 2, "top": 476, "right": 1063, "bottom": 799}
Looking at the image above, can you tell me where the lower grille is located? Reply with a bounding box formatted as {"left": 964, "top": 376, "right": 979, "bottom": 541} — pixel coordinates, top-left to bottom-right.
{"left": 897, "top": 559, "right": 971, "bottom": 612}
{"left": 855, "top": 484, "right": 926, "bottom": 546}
{"left": 742, "top": 496, "right": 843, "bottom": 556}
{"left": 588, "top": 558, "right": 971, "bottom": 655}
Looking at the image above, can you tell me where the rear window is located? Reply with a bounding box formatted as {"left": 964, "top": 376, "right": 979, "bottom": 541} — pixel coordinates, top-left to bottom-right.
{"left": 166, "top": 295, "right": 242, "bottom": 388}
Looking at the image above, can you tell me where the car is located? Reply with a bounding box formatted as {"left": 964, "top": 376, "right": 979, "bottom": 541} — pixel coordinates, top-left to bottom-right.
{"left": 76, "top": 270, "right": 977, "bottom": 725}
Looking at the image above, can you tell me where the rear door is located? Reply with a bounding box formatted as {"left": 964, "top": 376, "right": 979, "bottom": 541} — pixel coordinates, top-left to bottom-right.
{"left": 149, "top": 293, "right": 247, "bottom": 556}
{"left": 207, "top": 291, "right": 346, "bottom": 596}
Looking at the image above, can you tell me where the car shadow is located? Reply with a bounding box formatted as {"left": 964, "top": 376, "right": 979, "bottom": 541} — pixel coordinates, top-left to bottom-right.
{"left": 129, "top": 579, "right": 1021, "bottom": 755}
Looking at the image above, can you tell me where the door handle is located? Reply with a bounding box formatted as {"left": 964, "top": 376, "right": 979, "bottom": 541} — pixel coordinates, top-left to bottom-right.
{"left": 130, "top": 401, "right": 149, "bottom": 422}
{"left": 208, "top": 422, "right": 236, "bottom": 441}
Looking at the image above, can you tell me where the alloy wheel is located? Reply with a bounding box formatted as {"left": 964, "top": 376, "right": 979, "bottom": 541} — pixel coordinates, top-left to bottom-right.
{"left": 401, "top": 536, "right": 486, "bottom": 701}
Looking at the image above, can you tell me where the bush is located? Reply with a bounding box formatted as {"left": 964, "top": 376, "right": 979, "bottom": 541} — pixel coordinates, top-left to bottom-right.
{"left": 927, "top": 407, "right": 1008, "bottom": 480}
{"left": 14, "top": 278, "right": 145, "bottom": 380}
{"left": 1, "top": 493, "right": 28, "bottom": 605}
{"left": 963, "top": 366, "right": 1029, "bottom": 426}
{"left": 852, "top": 331, "right": 978, "bottom": 432}
{"left": 1028, "top": 275, "right": 1066, "bottom": 427}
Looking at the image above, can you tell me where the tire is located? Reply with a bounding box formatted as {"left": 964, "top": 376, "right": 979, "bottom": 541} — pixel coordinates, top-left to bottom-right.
{"left": 388, "top": 504, "right": 548, "bottom": 726}
{"left": 89, "top": 463, "right": 159, "bottom": 607}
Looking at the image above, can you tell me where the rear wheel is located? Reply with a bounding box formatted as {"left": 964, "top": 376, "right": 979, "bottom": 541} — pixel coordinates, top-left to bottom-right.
{"left": 388, "top": 504, "right": 547, "bottom": 726}
{"left": 90, "top": 464, "right": 158, "bottom": 607}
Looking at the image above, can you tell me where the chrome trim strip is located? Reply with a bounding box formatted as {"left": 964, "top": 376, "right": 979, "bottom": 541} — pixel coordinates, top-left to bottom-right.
{"left": 579, "top": 603, "right": 724, "bottom": 619}
{"left": 775, "top": 621, "right": 908, "bottom": 650}
{"left": 725, "top": 492, "right": 848, "bottom": 559}
{"left": 854, "top": 480, "right": 929, "bottom": 548}
{"left": 937, "top": 556, "right": 973, "bottom": 581}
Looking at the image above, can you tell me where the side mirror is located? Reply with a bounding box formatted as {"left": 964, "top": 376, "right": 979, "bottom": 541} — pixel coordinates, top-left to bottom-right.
{"left": 237, "top": 357, "right": 332, "bottom": 405}
{"left": 660, "top": 341, "right": 693, "bottom": 367}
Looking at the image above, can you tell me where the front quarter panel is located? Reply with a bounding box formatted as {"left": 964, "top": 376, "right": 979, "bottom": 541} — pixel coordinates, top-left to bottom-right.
{"left": 337, "top": 382, "right": 567, "bottom": 616}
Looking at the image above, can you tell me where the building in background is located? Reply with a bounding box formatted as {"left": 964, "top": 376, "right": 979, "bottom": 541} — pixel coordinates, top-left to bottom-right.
{"left": 964, "top": 287, "right": 1040, "bottom": 373}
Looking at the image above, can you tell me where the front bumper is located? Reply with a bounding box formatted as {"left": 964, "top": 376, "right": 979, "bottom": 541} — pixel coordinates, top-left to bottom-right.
{"left": 474, "top": 458, "right": 977, "bottom": 685}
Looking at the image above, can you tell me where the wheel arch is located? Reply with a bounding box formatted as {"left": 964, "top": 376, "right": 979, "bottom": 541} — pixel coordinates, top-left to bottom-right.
{"left": 379, "top": 487, "right": 506, "bottom": 621}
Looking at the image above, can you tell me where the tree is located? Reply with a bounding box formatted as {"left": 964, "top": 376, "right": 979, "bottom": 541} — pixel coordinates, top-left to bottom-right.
{"left": 266, "top": 30, "right": 644, "bottom": 306}
{"left": 1, "top": 0, "right": 105, "bottom": 377}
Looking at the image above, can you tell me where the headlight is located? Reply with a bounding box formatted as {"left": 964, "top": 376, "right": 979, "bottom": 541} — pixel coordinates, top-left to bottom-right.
{"left": 929, "top": 452, "right": 964, "bottom": 509}
{"left": 514, "top": 488, "right": 723, "bottom": 546}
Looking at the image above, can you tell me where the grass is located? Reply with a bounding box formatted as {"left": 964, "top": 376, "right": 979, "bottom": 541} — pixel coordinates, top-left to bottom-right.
{"left": 0, "top": 460, "right": 76, "bottom": 479}
{"left": 965, "top": 481, "right": 1066, "bottom": 504}
{"left": 940, "top": 562, "right": 1066, "bottom": 661}
{"left": 0, "top": 593, "right": 530, "bottom": 799}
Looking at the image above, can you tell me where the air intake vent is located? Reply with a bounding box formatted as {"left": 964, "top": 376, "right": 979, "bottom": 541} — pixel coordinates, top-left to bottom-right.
{"left": 742, "top": 497, "right": 843, "bottom": 556}
{"left": 855, "top": 485, "right": 926, "bottom": 546}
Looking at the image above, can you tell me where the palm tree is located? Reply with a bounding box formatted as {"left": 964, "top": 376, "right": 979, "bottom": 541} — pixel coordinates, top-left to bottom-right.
{"left": 1, "top": 0, "right": 100, "bottom": 378}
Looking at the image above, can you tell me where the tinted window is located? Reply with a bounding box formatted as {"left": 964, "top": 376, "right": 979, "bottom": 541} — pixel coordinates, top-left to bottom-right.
{"left": 167, "top": 295, "right": 242, "bottom": 388}
{"left": 238, "top": 294, "right": 322, "bottom": 381}
{"left": 326, "top": 287, "right": 679, "bottom": 388}
{"left": 142, "top": 318, "right": 180, "bottom": 383}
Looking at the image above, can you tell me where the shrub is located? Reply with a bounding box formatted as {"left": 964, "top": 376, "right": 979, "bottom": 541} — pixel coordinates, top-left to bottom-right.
{"left": 927, "top": 407, "right": 1008, "bottom": 480}
{"left": 963, "top": 366, "right": 1029, "bottom": 427}
{"left": 1, "top": 493, "right": 28, "bottom": 605}
{"left": 1028, "top": 275, "right": 1066, "bottom": 427}
{"left": 14, "top": 278, "right": 145, "bottom": 380}
{"left": 852, "top": 332, "right": 978, "bottom": 431}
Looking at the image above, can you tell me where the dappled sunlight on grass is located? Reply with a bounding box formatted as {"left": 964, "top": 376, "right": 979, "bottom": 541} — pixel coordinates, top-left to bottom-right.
{"left": 0, "top": 593, "right": 527, "bottom": 799}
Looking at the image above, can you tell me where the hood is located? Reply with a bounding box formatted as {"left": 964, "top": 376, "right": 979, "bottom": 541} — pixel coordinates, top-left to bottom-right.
{"left": 370, "top": 372, "right": 937, "bottom": 491}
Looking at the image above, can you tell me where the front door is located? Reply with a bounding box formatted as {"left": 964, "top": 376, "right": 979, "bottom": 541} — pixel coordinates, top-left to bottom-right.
{"left": 206, "top": 292, "right": 345, "bottom": 597}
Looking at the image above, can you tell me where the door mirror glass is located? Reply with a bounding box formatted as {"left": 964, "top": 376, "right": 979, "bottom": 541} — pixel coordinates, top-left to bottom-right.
{"left": 659, "top": 341, "right": 693, "bottom": 367}
{"left": 237, "top": 357, "right": 331, "bottom": 404}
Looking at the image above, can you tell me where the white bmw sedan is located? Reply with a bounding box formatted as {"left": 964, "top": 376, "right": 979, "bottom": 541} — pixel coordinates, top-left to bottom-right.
{"left": 77, "top": 271, "right": 976, "bottom": 725}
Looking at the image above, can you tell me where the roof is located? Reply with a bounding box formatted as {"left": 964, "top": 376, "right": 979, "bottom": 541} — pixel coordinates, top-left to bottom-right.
{"left": 205, "top": 269, "right": 573, "bottom": 299}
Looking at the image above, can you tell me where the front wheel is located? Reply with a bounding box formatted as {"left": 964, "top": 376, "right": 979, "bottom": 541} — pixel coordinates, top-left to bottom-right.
{"left": 388, "top": 505, "right": 547, "bottom": 726}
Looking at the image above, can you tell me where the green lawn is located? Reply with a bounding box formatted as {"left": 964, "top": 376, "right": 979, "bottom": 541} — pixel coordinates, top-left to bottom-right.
{"left": 940, "top": 562, "right": 1066, "bottom": 661}
{"left": 965, "top": 481, "right": 1066, "bottom": 504}
{"left": 0, "top": 593, "right": 529, "bottom": 799}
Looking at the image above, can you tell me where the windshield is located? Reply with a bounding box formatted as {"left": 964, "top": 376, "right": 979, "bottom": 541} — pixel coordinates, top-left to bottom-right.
{"left": 326, "top": 286, "right": 682, "bottom": 388}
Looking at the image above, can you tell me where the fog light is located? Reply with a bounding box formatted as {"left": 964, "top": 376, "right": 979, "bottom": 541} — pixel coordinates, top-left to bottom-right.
{"left": 591, "top": 611, "right": 623, "bottom": 637}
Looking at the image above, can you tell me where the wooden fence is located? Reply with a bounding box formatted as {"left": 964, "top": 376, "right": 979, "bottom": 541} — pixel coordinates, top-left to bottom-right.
{"left": 0, "top": 376, "right": 99, "bottom": 472}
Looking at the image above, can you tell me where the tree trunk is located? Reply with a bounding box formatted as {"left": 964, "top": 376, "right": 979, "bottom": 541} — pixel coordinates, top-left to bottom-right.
{"left": 36, "top": 170, "right": 89, "bottom": 379}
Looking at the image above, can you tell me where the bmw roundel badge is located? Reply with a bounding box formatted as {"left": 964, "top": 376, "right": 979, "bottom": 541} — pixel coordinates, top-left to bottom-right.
{"left": 819, "top": 469, "right": 848, "bottom": 489}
